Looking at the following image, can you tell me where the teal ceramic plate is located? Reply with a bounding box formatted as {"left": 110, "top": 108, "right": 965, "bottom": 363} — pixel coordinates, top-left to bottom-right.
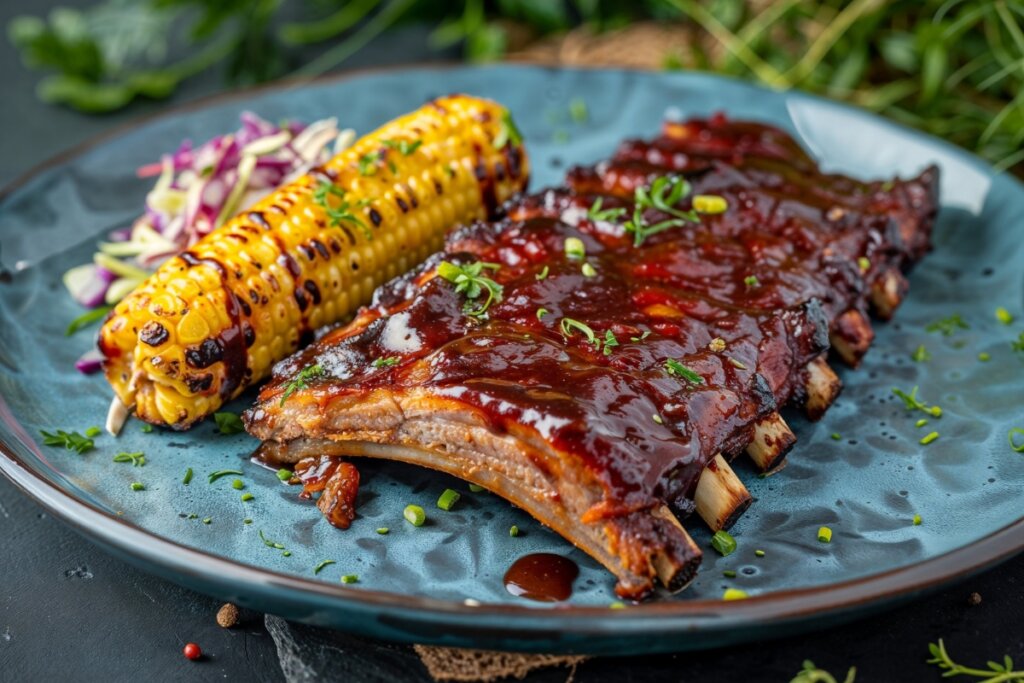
{"left": 1, "top": 65, "right": 1022, "bottom": 655}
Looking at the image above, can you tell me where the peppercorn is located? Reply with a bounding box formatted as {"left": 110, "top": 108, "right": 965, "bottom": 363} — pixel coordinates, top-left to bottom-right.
{"left": 967, "top": 592, "right": 982, "bottom": 606}
{"left": 183, "top": 642, "right": 202, "bottom": 660}
{"left": 216, "top": 603, "right": 239, "bottom": 628}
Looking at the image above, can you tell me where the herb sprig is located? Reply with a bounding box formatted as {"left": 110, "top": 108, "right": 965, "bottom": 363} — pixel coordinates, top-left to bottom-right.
{"left": 925, "top": 314, "right": 969, "bottom": 336}
{"left": 436, "top": 261, "right": 503, "bottom": 318}
{"left": 113, "top": 451, "right": 146, "bottom": 467}
{"left": 892, "top": 386, "right": 943, "bottom": 417}
{"left": 665, "top": 359, "right": 705, "bottom": 386}
{"left": 39, "top": 429, "right": 95, "bottom": 454}
{"left": 280, "top": 364, "right": 326, "bottom": 405}
{"left": 927, "top": 638, "right": 1023, "bottom": 682}
{"left": 65, "top": 305, "right": 113, "bottom": 336}
{"left": 313, "top": 181, "right": 371, "bottom": 240}
{"left": 790, "top": 660, "right": 857, "bottom": 683}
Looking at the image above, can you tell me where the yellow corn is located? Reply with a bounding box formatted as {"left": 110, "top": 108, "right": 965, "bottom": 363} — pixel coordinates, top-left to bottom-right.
{"left": 100, "top": 95, "right": 529, "bottom": 429}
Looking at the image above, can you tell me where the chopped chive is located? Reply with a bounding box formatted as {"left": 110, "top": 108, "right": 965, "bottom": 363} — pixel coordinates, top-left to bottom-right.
{"left": 208, "top": 469, "right": 244, "bottom": 484}
{"left": 581, "top": 262, "right": 597, "bottom": 277}
{"left": 857, "top": 256, "right": 871, "bottom": 272}
{"left": 913, "top": 514, "right": 922, "bottom": 526}
{"left": 202, "top": 517, "right": 212, "bottom": 525}
{"left": 340, "top": 574, "right": 359, "bottom": 584}
{"left": 183, "top": 468, "right": 193, "bottom": 485}
{"left": 232, "top": 479, "right": 244, "bottom": 490}
{"left": 1007, "top": 428, "right": 1024, "bottom": 452}
{"left": 141, "top": 424, "right": 153, "bottom": 433}
{"left": 276, "top": 468, "right": 293, "bottom": 482}
{"left": 536, "top": 307, "right": 549, "bottom": 321}
{"left": 996, "top": 307, "right": 1013, "bottom": 325}
{"left": 564, "top": 237, "right": 586, "bottom": 260}
{"left": 831, "top": 432, "right": 841, "bottom": 441}
{"left": 911, "top": 344, "right": 930, "bottom": 362}
{"left": 241, "top": 492, "right": 254, "bottom": 502}
{"left": 723, "top": 570, "right": 737, "bottom": 578}
{"left": 130, "top": 482, "right": 145, "bottom": 491}
{"left": 436, "top": 488, "right": 461, "bottom": 511}
{"left": 920, "top": 431, "right": 940, "bottom": 445}
{"left": 85, "top": 426, "right": 102, "bottom": 438}
{"left": 258, "top": 530, "right": 285, "bottom": 549}
{"left": 213, "top": 412, "right": 245, "bottom": 435}
{"left": 569, "top": 97, "right": 588, "bottom": 123}
{"left": 722, "top": 588, "right": 748, "bottom": 601}
{"left": 755, "top": 549, "right": 765, "bottom": 557}
{"left": 893, "top": 386, "right": 942, "bottom": 418}
{"left": 509, "top": 525, "right": 520, "bottom": 537}
{"left": 711, "top": 530, "right": 737, "bottom": 556}
{"left": 187, "top": 513, "right": 198, "bottom": 519}
{"left": 925, "top": 314, "right": 968, "bottom": 336}
{"left": 665, "top": 358, "right": 704, "bottom": 385}
{"left": 313, "top": 559, "right": 336, "bottom": 574}
{"left": 372, "top": 356, "right": 399, "bottom": 369}
{"left": 404, "top": 504, "right": 426, "bottom": 527}
{"left": 652, "top": 414, "right": 664, "bottom": 425}
{"left": 376, "top": 527, "right": 389, "bottom": 535}
{"left": 609, "top": 601, "right": 626, "bottom": 609}
{"left": 282, "top": 551, "right": 291, "bottom": 557}
{"left": 243, "top": 518, "right": 253, "bottom": 524}
{"left": 817, "top": 526, "right": 833, "bottom": 543}
{"left": 916, "top": 418, "right": 929, "bottom": 428}
{"left": 38, "top": 429, "right": 94, "bottom": 454}
{"left": 535, "top": 265, "right": 549, "bottom": 281}
{"left": 112, "top": 451, "right": 146, "bottom": 467}
{"left": 693, "top": 194, "right": 728, "bottom": 214}
{"left": 977, "top": 352, "right": 991, "bottom": 362}
{"left": 744, "top": 275, "right": 760, "bottom": 287}
{"left": 468, "top": 484, "right": 485, "bottom": 493}
{"left": 65, "top": 305, "right": 113, "bottom": 336}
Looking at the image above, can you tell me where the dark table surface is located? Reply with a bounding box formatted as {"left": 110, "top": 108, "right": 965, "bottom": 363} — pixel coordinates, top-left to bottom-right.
{"left": 2, "top": 3, "right": 1023, "bottom": 681}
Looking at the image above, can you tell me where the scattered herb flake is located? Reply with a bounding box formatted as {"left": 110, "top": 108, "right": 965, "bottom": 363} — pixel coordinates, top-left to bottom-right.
{"left": 857, "top": 256, "right": 871, "bottom": 272}
{"left": 382, "top": 138, "right": 422, "bottom": 156}
{"left": 995, "top": 307, "right": 1013, "bottom": 325}
{"left": 913, "top": 514, "right": 922, "bottom": 526}
{"left": 208, "top": 469, "right": 244, "bottom": 484}
{"left": 925, "top": 314, "right": 968, "bottom": 336}
{"left": 214, "top": 412, "right": 245, "bottom": 435}
{"left": 755, "top": 549, "right": 765, "bottom": 557}
{"left": 665, "top": 359, "right": 705, "bottom": 385}
{"left": 141, "top": 424, "right": 154, "bottom": 433}
{"left": 468, "top": 484, "right": 485, "bottom": 493}
{"left": 112, "top": 451, "right": 146, "bottom": 467}
{"left": 831, "top": 432, "right": 842, "bottom": 441}
{"left": 276, "top": 468, "right": 293, "bottom": 482}
{"left": 581, "top": 262, "right": 597, "bottom": 278}
{"left": 564, "top": 237, "right": 585, "bottom": 260}
{"left": 493, "top": 109, "right": 522, "bottom": 149}
{"left": 630, "top": 330, "right": 651, "bottom": 343}
{"left": 586, "top": 196, "right": 626, "bottom": 223}
{"left": 130, "top": 482, "right": 145, "bottom": 491}
{"left": 536, "top": 307, "right": 549, "bottom": 321}
{"left": 560, "top": 317, "right": 600, "bottom": 348}
{"left": 313, "top": 181, "right": 371, "bottom": 240}
{"left": 436, "top": 488, "right": 461, "bottom": 511}
{"left": 535, "top": 265, "right": 549, "bottom": 281}
{"left": 65, "top": 305, "right": 113, "bottom": 336}
{"left": 1012, "top": 332, "right": 1024, "bottom": 354}
{"left": 1007, "top": 428, "right": 1024, "bottom": 453}
{"left": 436, "top": 260, "right": 504, "bottom": 318}
{"left": 232, "top": 479, "right": 244, "bottom": 490}
{"left": 602, "top": 330, "right": 619, "bottom": 356}
{"left": 817, "top": 526, "right": 833, "bottom": 543}
{"left": 509, "top": 525, "right": 520, "bottom": 537}
{"left": 357, "top": 151, "right": 379, "bottom": 176}
{"left": 744, "top": 275, "right": 760, "bottom": 288}
{"left": 711, "top": 530, "right": 737, "bottom": 556}
{"left": 340, "top": 574, "right": 359, "bottom": 584}
{"left": 241, "top": 492, "right": 254, "bottom": 502}
{"left": 722, "top": 588, "right": 748, "bottom": 601}
{"left": 403, "top": 504, "right": 426, "bottom": 527}
{"left": 280, "top": 364, "right": 326, "bottom": 406}
{"left": 569, "top": 98, "right": 588, "bottom": 123}
{"left": 202, "top": 517, "right": 212, "bottom": 525}
{"left": 723, "top": 570, "right": 737, "bottom": 578}
{"left": 652, "top": 414, "right": 664, "bottom": 425}
{"left": 39, "top": 429, "right": 94, "bottom": 454}
{"left": 183, "top": 468, "right": 193, "bottom": 485}
{"left": 85, "top": 426, "right": 102, "bottom": 438}
{"left": 313, "top": 559, "right": 336, "bottom": 574}
{"left": 372, "top": 356, "right": 399, "bottom": 369}
{"left": 259, "top": 530, "right": 285, "bottom": 550}
{"left": 692, "top": 194, "right": 728, "bottom": 214}
{"left": 376, "top": 527, "right": 389, "bottom": 535}
{"left": 911, "top": 344, "right": 931, "bottom": 362}
{"left": 927, "top": 638, "right": 1023, "bottom": 681}
{"left": 916, "top": 418, "right": 929, "bottom": 428}
{"left": 978, "top": 351, "right": 991, "bottom": 361}
{"left": 893, "top": 386, "right": 942, "bottom": 417}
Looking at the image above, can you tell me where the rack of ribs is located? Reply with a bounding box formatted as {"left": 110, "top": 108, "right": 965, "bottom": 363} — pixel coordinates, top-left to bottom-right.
{"left": 244, "top": 113, "right": 939, "bottom": 599}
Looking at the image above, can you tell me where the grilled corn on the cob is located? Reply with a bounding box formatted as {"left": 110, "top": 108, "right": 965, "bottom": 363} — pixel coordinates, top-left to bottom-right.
{"left": 99, "top": 95, "right": 530, "bottom": 429}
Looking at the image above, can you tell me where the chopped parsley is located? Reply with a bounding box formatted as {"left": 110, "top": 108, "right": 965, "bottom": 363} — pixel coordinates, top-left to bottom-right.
{"left": 630, "top": 330, "right": 651, "bottom": 343}
{"left": 280, "top": 364, "right": 326, "bottom": 405}
{"left": 560, "top": 318, "right": 600, "bottom": 348}
{"left": 382, "top": 138, "right": 422, "bottom": 156}
{"left": 602, "top": 330, "right": 619, "bottom": 356}
{"left": 857, "top": 256, "right": 871, "bottom": 272}
{"left": 208, "top": 469, "right": 244, "bottom": 484}
{"left": 357, "top": 152, "right": 379, "bottom": 176}
{"left": 744, "top": 275, "right": 760, "bottom": 288}
{"left": 586, "top": 197, "right": 626, "bottom": 223}
{"left": 911, "top": 344, "right": 930, "bottom": 362}
{"left": 892, "top": 386, "right": 942, "bottom": 417}
{"left": 65, "top": 305, "right": 113, "bottom": 336}
{"left": 619, "top": 175, "right": 700, "bottom": 246}
{"left": 372, "top": 356, "right": 399, "bottom": 369}
{"left": 39, "top": 429, "right": 94, "bottom": 454}
{"left": 436, "top": 260, "right": 504, "bottom": 318}
{"left": 665, "top": 359, "right": 704, "bottom": 385}
{"left": 214, "top": 412, "right": 245, "bottom": 435}
{"left": 112, "top": 451, "right": 146, "bottom": 467}
{"left": 925, "top": 314, "right": 969, "bottom": 336}
{"left": 313, "top": 181, "right": 371, "bottom": 240}
{"left": 141, "top": 424, "right": 153, "bottom": 433}
{"left": 85, "top": 426, "right": 102, "bottom": 438}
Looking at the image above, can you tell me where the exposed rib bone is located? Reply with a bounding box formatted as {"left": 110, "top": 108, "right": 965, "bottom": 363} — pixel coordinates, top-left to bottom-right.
{"left": 803, "top": 355, "right": 842, "bottom": 421}
{"left": 694, "top": 454, "right": 752, "bottom": 531}
{"left": 870, "top": 270, "right": 909, "bottom": 320}
{"left": 830, "top": 309, "right": 875, "bottom": 367}
{"left": 744, "top": 412, "right": 797, "bottom": 471}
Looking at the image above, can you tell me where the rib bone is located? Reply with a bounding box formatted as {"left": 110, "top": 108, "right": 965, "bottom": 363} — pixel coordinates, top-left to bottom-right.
{"left": 744, "top": 412, "right": 797, "bottom": 472}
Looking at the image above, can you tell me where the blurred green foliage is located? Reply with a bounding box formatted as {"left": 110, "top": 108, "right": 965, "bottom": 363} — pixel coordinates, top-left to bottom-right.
{"left": 6, "top": 0, "right": 1023, "bottom": 172}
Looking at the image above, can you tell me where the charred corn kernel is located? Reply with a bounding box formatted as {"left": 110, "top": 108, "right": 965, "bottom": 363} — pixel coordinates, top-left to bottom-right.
{"left": 100, "top": 95, "right": 529, "bottom": 429}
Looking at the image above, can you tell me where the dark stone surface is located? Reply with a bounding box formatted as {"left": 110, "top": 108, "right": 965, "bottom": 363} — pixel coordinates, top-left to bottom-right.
{"left": 1, "top": 2, "right": 1022, "bottom": 680}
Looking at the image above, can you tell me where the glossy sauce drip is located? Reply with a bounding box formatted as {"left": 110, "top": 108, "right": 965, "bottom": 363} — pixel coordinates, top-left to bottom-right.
{"left": 504, "top": 553, "right": 579, "bottom": 602}
{"left": 292, "top": 455, "right": 360, "bottom": 529}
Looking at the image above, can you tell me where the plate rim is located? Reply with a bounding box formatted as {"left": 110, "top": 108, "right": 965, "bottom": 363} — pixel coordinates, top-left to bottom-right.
{"left": 2, "top": 62, "right": 1022, "bottom": 651}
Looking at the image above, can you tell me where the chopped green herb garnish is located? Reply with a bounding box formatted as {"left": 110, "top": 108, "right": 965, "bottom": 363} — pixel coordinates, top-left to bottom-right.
{"left": 723, "top": 570, "right": 737, "bottom": 578}
{"left": 602, "top": 330, "right": 619, "bottom": 356}
{"left": 403, "top": 504, "right": 426, "bottom": 527}
{"left": 925, "top": 314, "right": 968, "bottom": 336}
{"left": 792, "top": 661, "right": 856, "bottom": 683}
{"left": 586, "top": 197, "right": 626, "bottom": 223}
{"left": 280, "top": 364, "right": 326, "bottom": 406}
{"left": 437, "top": 488, "right": 461, "bottom": 511}
{"left": 85, "top": 426, "right": 102, "bottom": 438}
{"left": 130, "top": 482, "right": 145, "bottom": 491}
{"left": 564, "top": 237, "right": 585, "bottom": 261}
{"left": 995, "top": 307, "right": 1013, "bottom": 325}
{"left": 916, "top": 418, "right": 929, "bottom": 428}
{"left": 39, "top": 429, "right": 94, "bottom": 454}
{"left": 372, "top": 356, "right": 399, "bottom": 369}
{"left": 892, "top": 386, "right": 942, "bottom": 417}
{"left": 202, "top": 517, "right": 212, "bottom": 525}
{"left": 340, "top": 574, "right": 359, "bottom": 584}
{"left": 509, "top": 525, "right": 520, "bottom": 537}
{"left": 978, "top": 352, "right": 991, "bottom": 362}
{"left": 623, "top": 208, "right": 692, "bottom": 247}
{"left": 560, "top": 318, "right": 600, "bottom": 347}
{"left": 911, "top": 344, "right": 931, "bottom": 362}
{"left": 913, "top": 514, "right": 922, "bottom": 526}
{"left": 722, "top": 588, "right": 748, "bottom": 601}
{"left": 817, "top": 526, "right": 833, "bottom": 543}
{"left": 609, "top": 601, "right": 626, "bottom": 609}
{"left": 214, "top": 412, "right": 245, "bottom": 435}
{"left": 831, "top": 432, "right": 842, "bottom": 441}
{"left": 141, "top": 424, "right": 153, "bottom": 433}
{"left": 243, "top": 518, "right": 252, "bottom": 524}
{"left": 857, "top": 256, "right": 871, "bottom": 272}
{"left": 744, "top": 275, "right": 760, "bottom": 288}
{"left": 183, "top": 468, "right": 193, "bottom": 485}
{"left": 1012, "top": 332, "right": 1024, "bottom": 354}
{"left": 493, "top": 109, "right": 522, "bottom": 149}
{"left": 376, "top": 527, "right": 389, "bottom": 535}
{"left": 282, "top": 551, "right": 292, "bottom": 557}
{"left": 927, "top": 638, "right": 1024, "bottom": 681}
{"left": 112, "top": 451, "right": 146, "bottom": 467}
{"left": 755, "top": 549, "right": 765, "bottom": 557}
{"left": 535, "top": 265, "right": 549, "bottom": 281}
{"left": 636, "top": 175, "right": 697, "bottom": 220}
{"left": 382, "top": 138, "right": 423, "bottom": 156}
{"left": 65, "top": 305, "right": 113, "bottom": 336}
{"left": 313, "top": 559, "right": 336, "bottom": 574}
{"left": 358, "top": 151, "right": 379, "bottom": 176}
{"left": 569, "top": 97, "right": 588, "bottom": 123}
{"left": 665, "top": 359, "right": 704, "bottom": 385}
{"left": 468, "top": 484, "right": 485, "bottom": 493}
{"left": 1010, "top": 428, "right": 1024, "bottom": 453}
{"left": 711, "top": 530, "right": 737, "bottom": 556}
{"left": 313, "top": 181, "right": 371, "bottom": 240}
{"left": 652, "top": 414, "right": 664, "bottom": 425}
{"left": 259, "top": 530, "right": 285, "bottom": 550}
{"left": 436, "top": 260, "right": 503, "bottom": 318}
{"left": 276, "top": 468, "right": 293, "bottom": 482}
{"left": 581, "top": 262, "right": 597, "bottom": 278}
{"left": 692, "top": 194, "right": 728, "bottom": 214}
{"left": 208, "top": 469, "right": 244, "bottom": 484}
{"left": 232, "top": 479, "right": 245, "bottom": 490}
{"left": 630, "top": 330, "right": 651, "bottom": 343}
{"left": 241, "top": 492, "right": 254, "bottom": 502}
{"left": 536, "top": 307, "right": 549, "bottom": 321}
